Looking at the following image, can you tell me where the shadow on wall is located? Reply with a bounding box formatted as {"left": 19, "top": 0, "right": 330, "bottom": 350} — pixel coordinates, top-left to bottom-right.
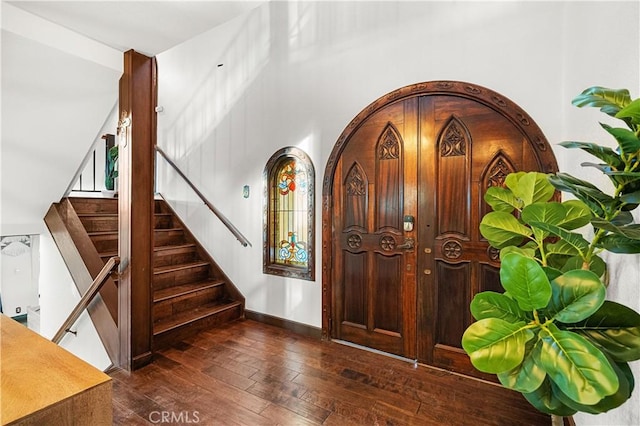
{"left": 158, "top": 1, "right": 428, "bottom": 166}
{"left": 161, "top": 4, "right": 271, "bottom": 163}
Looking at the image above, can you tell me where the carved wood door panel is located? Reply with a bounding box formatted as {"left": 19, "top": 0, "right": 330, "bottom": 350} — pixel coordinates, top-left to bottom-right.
{"left": 324, "top": 81, "right": 557, "bottom": 376}
{"left": 415, "top": 94, "right": 551, "bottom": 376}
{"left": 331, "top": 98, "right": 418, "bottom": 358}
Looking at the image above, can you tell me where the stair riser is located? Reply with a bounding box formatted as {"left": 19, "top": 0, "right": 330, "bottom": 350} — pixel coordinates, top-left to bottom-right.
{"left": 155, "top": 215, "right": 174, "bottom": 229}
{"left": 80, "top": 216, "right": 118, "bottom": 233}
{"left": 154, "top": 248, "right": 198, "bottom": 268}
{"left": 155, "top": 230, "right": 186, "bottom": 246}
{"left": 70, "top": 198, "right": 118, "bottom": 214}
{"left": 153, "top": 304, "right": 243, "bottom": 349}
{"left": 153, "top": 286, "right": 226, "bottom": 322}
{"left": 154, "top": 265, "right": 210, "bottom": 290}
{"left": 90, "top": 235, "right": 118, "bottom": 253}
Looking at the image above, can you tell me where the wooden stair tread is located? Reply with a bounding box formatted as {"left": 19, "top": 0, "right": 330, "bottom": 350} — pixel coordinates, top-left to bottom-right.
{"left": 154, "top": 261, "right": 209, "bottom": 275}
{"left": 154, "top": 280, "right": 225, "bottom": 302}
{"left": 153, "top": 301, "right": 242, "bottom": 335}
{"left": 155, "top": 228, "right": 183, "bottom": 233}
{"left": 154, "top": 243, "right": 196, "bottom": 253}
{"left": 87, "top": 230, "right": 117, "bottom": 237}
{"left": 76, "top": 213, "right": 118, "bottom": 217}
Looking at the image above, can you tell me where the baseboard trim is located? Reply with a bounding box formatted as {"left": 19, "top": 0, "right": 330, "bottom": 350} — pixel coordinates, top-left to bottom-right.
{"left": 244, "top": 310, "right": 321, "bottom": 339}
{"left": 132, "top": 351, "right": 153, "bottom": 370}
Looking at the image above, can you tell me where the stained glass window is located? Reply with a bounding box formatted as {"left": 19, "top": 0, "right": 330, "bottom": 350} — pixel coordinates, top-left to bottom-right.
{"left": 264, "top": 147, "right": 315, "bottom": 281}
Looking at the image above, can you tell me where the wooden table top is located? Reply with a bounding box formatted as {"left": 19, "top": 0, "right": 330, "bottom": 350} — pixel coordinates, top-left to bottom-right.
{"left": 0, "top": 314, "right": 111, "bottom": 424}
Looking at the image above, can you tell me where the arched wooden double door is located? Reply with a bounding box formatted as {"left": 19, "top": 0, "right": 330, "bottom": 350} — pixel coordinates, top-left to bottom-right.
{"left": 322, "top": 81, "right": 557, "bottom": 377}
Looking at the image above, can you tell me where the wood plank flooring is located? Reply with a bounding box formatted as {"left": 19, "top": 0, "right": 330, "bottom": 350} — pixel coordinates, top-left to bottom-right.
{"left": 110, "top": 320, "right": 551, "bottom": 425}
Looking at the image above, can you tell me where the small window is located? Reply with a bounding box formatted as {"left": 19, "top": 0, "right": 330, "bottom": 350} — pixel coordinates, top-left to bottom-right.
{"left": 263, "top": 147, "right": 315, "bottom": 281}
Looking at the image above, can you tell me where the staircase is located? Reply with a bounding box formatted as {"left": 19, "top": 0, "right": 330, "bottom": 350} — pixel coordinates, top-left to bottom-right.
{"left": 68, "top": 196, "right": 244, "bottom": 350}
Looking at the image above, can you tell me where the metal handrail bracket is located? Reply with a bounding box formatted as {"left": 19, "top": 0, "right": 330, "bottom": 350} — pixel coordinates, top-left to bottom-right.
{"left": 155, "top": 146, "right": 252, "bottom": 247}
{"left": 52, "top": 256, "right": 120, "bottom": 344}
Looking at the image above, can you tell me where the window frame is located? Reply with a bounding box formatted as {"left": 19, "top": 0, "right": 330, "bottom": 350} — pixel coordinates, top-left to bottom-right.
{"left": 263, "top": 146, "right": 315, "bottom": 281}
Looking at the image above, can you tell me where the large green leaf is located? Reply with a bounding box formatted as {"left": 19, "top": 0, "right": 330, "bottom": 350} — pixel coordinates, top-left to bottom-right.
{"left": 505, "top": 172, "right": 527, "bottom": 193}
{"left": 560, "top": 255, "right": 606, "bottom": 278}
{"left": 600, "top": 123, "right": 640, "bottom": 155}
{"left": 500, "top": 245, "right": 536, "bottom": 260}
{"left": 605, "top": 171, "right": 640, "bottom": 199}
{"left": 539, "top": 324, "right": 618, "bottom": 405}
{"left": 620, "top": 189, "right": 640, "bottom": 204}
{"left": 546, "top": 255, "right": 572, "bottom": 274}
{"left": 479, "top": 212, "right": 531, "bottom": 248}
{"left": 598, "top": 233, "right": 640, "bottom": 253}
{"left": 548, "top": 172, "right": 604, "bottom": 192}
{"left": 508, "top": 172, "right": 555, "bottom": 206}
{"left": 498, "top": 339, "right": 546, "bottom": 393}
{"left": 558, "top": 141, "right": 624, "bottom": 169}
{"left": 581, "top": 162, "right": 613, "bottom": 175}
{"left": 553, "top": 359, "right": 634, "bottom": 414}
{"left": 523, "top": 377, "right": 577, "bottom": 416}
{"left": 470, "top": 291, "right": 528, "bottom": 322}
{"left": 522, "top": 202, "right": 566, "bottom": 241}
{"left": 616, "top": 98, "right": 640, "bottom": 126}
{"left": 611, "top": 210, "right": 634, "bottom": 226}
{"left": 529, "top": 221, "right": 590, "bottom": 255}
{"left": 591, "top": 218, "right": 640, "bottom": 240}
{"left": 484, "top": 186, "right": 520, "bottom": 212}
{"left": 572, "top": 86, "right": 631, "bottom": 117}
{"left": 545, "top": 239, "right": 580, "bottom": 257}
{"left": 522, "top": 202, "right": 566, "bottom": 228}
{"left": 559, "top": 199, "right": 592, "bottom": 230}
{"left": 542, "top": 266, "right": 563, "bottom": 282}
{"left": 564, "top": 301, "right": 640, "bottom": 362}
{"left": 500, "top": 253, "right": 551, "bottom": 311}
{"left": 548, "top": 173, "right": 612, "bottom": 217}
{"left": 546, "top": 270, "right": 605, "bottom": 323}
{"left": 462, "top": 318, "right": 534, "bottom": 373}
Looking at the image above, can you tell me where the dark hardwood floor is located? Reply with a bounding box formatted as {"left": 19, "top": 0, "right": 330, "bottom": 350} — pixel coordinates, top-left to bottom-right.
{"left": 110, "top": 319, "right": 551, "bottom": 425}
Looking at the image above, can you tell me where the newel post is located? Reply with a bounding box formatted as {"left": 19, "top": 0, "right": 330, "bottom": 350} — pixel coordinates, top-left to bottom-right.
{"left": 117, "top": 50, "right": 157, "bottom": 370}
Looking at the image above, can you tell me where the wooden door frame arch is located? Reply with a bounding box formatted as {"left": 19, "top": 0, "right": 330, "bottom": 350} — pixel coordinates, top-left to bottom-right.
{"left": 321, "top": 80, "right": 559, "bottom": 340}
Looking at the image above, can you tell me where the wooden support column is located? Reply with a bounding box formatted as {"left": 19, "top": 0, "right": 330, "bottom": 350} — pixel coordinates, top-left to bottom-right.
{"left": 118, "top": 50, "right": 156, "bottom": 370}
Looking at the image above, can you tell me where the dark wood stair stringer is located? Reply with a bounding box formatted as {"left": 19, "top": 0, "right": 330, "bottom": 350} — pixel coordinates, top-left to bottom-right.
{"left": 66, "top": 196, "right": 245, "bottom": 354}
{"left": 44, "top": 199, "right": 119, "bottom": 365}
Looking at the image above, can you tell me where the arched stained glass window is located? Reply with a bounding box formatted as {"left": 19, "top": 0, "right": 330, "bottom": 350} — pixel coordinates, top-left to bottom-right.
{"left": 263, "top": 147, "right": 315, "bottom": 281}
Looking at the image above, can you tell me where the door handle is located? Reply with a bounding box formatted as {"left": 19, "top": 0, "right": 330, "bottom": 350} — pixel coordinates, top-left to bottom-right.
{"left": 397, "top": 237, "right": 415, "bottom": 250}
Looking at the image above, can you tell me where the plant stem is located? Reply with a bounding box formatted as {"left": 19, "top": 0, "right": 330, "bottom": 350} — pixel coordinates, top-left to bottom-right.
{"left": 551, "top": 414, "right": 564, "bottom": 426}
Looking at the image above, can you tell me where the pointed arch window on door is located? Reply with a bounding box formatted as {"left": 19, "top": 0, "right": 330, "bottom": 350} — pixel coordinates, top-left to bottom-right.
{"left": 263, "top": 147, "right": 315, "bottom": 281}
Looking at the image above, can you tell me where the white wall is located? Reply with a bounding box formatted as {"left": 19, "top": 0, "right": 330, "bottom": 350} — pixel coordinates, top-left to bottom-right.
{"left": 1, "top": 22, "right": 120, "bottom": 235}
{"left": 38, "top": 231, "right": 111, "bottom": 370}
{"left": 157, "top": 2, "right": 639, "bottom": 423}
{"left": 1, "top": 6, "right": 119, "bottom": 370}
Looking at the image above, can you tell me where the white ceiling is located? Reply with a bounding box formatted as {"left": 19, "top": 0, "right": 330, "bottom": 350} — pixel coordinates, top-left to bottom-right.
{"left": 6, "top": 1, "right": 264, "bottom": 56}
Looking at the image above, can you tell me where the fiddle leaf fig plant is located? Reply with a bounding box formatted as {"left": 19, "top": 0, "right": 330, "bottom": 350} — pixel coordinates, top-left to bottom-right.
{"left": 462, "top": 87, "right": 640, "bottom": 416}
{"left": 105, "top": 144, "right": 118, "bottom": 191}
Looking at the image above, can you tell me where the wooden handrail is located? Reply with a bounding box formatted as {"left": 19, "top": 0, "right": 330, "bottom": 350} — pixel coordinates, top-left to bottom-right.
{"left": 52, "top": 256, "right": 120, "bottom": 344}
{"left": 156, "top": 146, "right": 252, "bottom": 247}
